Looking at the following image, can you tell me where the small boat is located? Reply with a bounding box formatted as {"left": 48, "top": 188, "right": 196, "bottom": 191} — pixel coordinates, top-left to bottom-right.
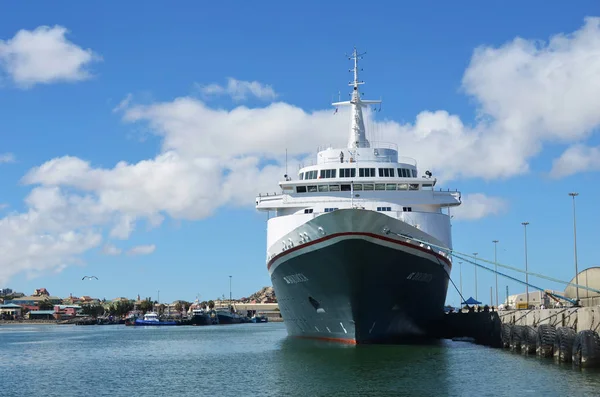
{"left": 251, "top": 313, "right": 269, "bottom": 323}
{"left": 134, "top": 312, "right": 177, "bottom": 326}
{"left": 189, "top": 308, "right": 212, "bottom": 326}
{"left": 216, "top": 307, "right": 245, "bottom": 324}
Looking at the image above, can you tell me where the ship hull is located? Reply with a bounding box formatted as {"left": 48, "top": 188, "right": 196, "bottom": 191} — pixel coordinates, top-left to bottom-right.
{"left": 270, "top": 234, "right": 450, "bottom": 344}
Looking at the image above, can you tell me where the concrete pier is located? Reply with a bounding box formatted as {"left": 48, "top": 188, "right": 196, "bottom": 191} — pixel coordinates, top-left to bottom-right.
{"left": 498, "top": 307, "right": 600, "bottom": 332}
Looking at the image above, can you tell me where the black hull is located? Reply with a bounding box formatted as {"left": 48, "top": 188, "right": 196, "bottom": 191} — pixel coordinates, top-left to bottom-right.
{"left": 189, "top": 314, "right": 212, "bottom": 326}
{"left": 271, "top": 237, "right": 450, "bottom": 344}
{"left": 216, "top": 313, "right": 244, "bottom": 324}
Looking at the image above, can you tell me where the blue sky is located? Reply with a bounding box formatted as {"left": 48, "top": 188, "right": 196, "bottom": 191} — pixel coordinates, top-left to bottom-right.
{"left": 1, "top": 1, "right": 599, "bottom": 304}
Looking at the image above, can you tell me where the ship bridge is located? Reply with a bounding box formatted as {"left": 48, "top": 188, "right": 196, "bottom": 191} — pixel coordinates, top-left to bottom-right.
{"left": 255, "top": 47, "right": 461, "bottom": 248}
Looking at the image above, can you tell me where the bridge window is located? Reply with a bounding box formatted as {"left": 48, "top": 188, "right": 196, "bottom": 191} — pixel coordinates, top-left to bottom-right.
{"left": 378, "top": 168, "right": 395, "bottom": 177}
{"left": 386, "top": 184, "right": 397, "bottom": 191}
{"left": 377, "top": 207, "right": 392, "bottom": 211}
{"left": 375, "top": 183, "right": 385, "bottom": 191}
{"left": 363, "top": 183, "right": 374, "bottom": 191}
{"left": 340, "top": 168, "right": 356, "bottom": 178}
{"left": 318, "top": 185, "right": 329, "bottom": 192}
{"left": 402, "top": 207, "right": 412, "bottom": 212}
{"left": 409, "top": 184, "right": 419, "bottom": 191}
{"left": 398, "top": 183, "right": 408, "bottom": 190}
{"left": 304, "top": 209, "right": 313, "bottom": 214}
{"left": 341, "top": 184, "right": 351, "bottom": 191}
{"left": 353, "top": 184, "right": 362, "bottom": 191}
{"left": 359, "top": 168, "right": 375, "bottom": 177}
{"left": 319, "top": 169, "right": 337, "bottom": 179}
{"left": 324, "top": 208, "right": 338, "bottom": 213}
{"left": 304, "top": 170, "right": 318, "bottom": 180}
{"left": 329, "top": 185, "right": 340, "bottom": 191}
{"left": 296, "top": 186, "right": 307, "bottom": 193}
{"left": 299, "top": 172, "right": 304, "bottom": 180}
{"left": 307, "top": 185, "right": 318, "bottom": 192}
{"left": 412, "top": 169, "right": 417, "bottom": 178}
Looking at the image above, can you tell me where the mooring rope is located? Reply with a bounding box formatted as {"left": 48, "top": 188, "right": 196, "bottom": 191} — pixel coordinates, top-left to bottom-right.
{"left": 383, "top": 228, "right": 598, "bottom": 297}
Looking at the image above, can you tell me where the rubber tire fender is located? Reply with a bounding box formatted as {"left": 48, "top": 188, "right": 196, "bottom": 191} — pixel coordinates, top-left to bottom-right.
{"left": 509, "top": 325, "right": 524, "bottom": 352}
{"left": 536, "top": 324, "right": 556, "bottom": 358}
{"left": 521, "top": 326, "right": 537, "bottom": 355}
{"left": 554, "top": 327, "right": 576, "bottom": 363}
{"left": 501, "top": 323, "right": 512, "bottom": 349}
{"left": 572, "top": 330, "right": 600, "bottom": 368}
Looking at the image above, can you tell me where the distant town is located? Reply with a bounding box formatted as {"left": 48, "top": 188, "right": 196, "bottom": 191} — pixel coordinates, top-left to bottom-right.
{"left": 0, "top": 286, "right": 278, "bottom": 322}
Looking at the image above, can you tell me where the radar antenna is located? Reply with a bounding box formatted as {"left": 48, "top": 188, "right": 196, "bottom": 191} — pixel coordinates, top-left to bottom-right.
{"left": 331, "top": 47, "right": 382, "bottom": 149}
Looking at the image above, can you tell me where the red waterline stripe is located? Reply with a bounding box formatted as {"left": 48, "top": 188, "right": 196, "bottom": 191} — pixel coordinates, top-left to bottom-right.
{"left": 295, "top": 335, "right": 357, "bottom": 345}
{"left": 267, "top": 231, "right": 452, "bottom": 271}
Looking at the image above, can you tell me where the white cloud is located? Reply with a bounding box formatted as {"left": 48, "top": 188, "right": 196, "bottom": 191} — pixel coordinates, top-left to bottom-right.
{"left": 0, "top": 153, "right": 15, "bottom": 163}
{"left": 102, "top": 243, "right": 122, "bottom": 256}
{"left": 0, "top": 204, "right": 8, "bottom": 210}
{"left": 197, "top": 77, "right": 278, "bottom": 101}
{"left": 451, "top": 193, "right": 509, "bottom": 221}
{"left": 127, "top": 244, "right": 156, "bottom": 256}
{"left": 550, "top": 144, "right": 600, "bottom": 178}
{"left": 0, "top": 25, "right": 100, "bottom": 87}
{"left": 3, "top": 18, "right": 600, "bottom": 284}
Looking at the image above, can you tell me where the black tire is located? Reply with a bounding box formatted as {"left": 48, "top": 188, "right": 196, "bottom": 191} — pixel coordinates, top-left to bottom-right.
{"left": 554, "top": 327, "right": 576, "bottom": 363}
{"left": 501, "top": 323, "right": 512, "bottom": 348}
{"left": 521, "top": 326, "right": 537, "bottom": 355}
{"left": 536, "top": 324, "right": 556, "bottom": 358}
{"left": 572, "top": 330, "right": 600, "bottom": 368}
{"left": 510, "top": 325, "right": 524, "bottom": 352}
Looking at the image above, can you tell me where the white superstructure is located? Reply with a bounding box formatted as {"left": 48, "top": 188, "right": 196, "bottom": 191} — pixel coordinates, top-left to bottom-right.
{"left": 256, "top": 48, "right": 461, "bottom": 271}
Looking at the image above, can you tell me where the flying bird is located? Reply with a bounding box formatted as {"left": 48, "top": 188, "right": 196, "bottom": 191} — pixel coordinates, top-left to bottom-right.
{"left": 81, "top": 276, "right": 99, "bottom": 280}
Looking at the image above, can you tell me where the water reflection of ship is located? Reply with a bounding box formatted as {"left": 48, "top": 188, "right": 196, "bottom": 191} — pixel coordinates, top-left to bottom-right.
{"left": 274, "top": 337, "right": 450, "bottom": 396}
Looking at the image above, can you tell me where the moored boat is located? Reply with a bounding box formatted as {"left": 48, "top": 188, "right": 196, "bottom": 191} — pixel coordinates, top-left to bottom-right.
{"left": 216, "top": 307, "right": 245, "bottom": 324}
{"left": 134, "top": 312, "right": 177, "bottom": 326}
{"left": 189, "top": 308, "right": 212, "bottom": 326}
{"left": 251, "top": 313, "right": 268, "bottom": 323}
{"left": 255, "top": 48, "right": 462, "bottom": 344}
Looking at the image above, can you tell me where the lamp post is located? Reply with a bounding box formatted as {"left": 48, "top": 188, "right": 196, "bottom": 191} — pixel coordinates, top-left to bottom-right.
{"left": 522, "top": 222, "right": 529, "bottom": 309}
{"left": 569, "top": 192, "right": 580, "bottom": 306}
{"left": 473, "top": 252, "right": 478, "bottom": 301}
{"left": 459, "top": 261, "right": 463, "bottom": 303}
{"left": 493, "top": 240, "right": 499, "bottom": 307}
{"left": 229, "top": 275, "right": 232, "bottom": 307}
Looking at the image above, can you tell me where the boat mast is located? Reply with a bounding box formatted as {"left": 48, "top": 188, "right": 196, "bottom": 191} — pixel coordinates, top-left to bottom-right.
{"left": 332, "top": 47, "right": 382, "bottom": 150}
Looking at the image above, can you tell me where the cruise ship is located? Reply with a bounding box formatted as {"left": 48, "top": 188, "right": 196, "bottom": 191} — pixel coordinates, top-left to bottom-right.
{"left": 255, "top": 48, "right": 462, "bottom": 344}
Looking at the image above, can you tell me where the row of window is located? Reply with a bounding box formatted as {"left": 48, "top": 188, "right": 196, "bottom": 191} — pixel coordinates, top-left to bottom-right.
{"left": 304, "top": 170, "right": 318, "bottom": 180}
{"left": 306, "top": 206, "right": 412, "bottom": 213}
{"left": 299, "top": 167, "right": 418, "bottom": 180}
{"left": 296, "top": 183, "right": 422, "bottom": 193}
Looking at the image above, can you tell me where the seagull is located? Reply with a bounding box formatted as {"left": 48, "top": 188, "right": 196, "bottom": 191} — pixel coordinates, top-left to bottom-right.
{"left": 81, "top": 276, "right": 99, "bottom": 281}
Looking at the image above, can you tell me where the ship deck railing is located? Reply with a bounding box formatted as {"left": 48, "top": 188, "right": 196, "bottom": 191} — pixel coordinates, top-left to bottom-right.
{"left": 257, "top": 188, "right": 461, "bottom": 202}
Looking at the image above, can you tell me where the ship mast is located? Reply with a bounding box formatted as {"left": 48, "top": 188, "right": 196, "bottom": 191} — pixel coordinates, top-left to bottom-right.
{"left": 332, "top": 47, "right": 382, "bottom": 149}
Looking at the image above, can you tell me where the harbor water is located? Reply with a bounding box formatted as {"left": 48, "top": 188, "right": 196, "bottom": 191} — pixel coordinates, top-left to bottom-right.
{"left": 1, "top": 322, "right": 599, "bottom": 396}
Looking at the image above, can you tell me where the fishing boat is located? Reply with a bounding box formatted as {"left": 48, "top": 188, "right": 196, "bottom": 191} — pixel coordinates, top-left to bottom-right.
{"left": 251, "top": 313, "right": 269, "bottom": 323}
{"left": 189, "top": 308, "right": 212, "bottom": 326}
{"left": 133, "top": 312, "right": 177, "bottom": 326}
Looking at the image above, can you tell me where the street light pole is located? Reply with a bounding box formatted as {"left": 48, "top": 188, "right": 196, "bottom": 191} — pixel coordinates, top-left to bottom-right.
{"left": 522, "top": 222, "right": 529, "bottom": 309}
{"left": 229, "top": 275, "right": 232, "bottom": 307}
{"left": 473, "top": 253, "right": 478, "bottom": 302}
{"left": 459, "top": 261, "right": 463, "bottom": 302}
{"left": 569, "top": 192, "right": 580, "bottom": 306}
{"left": 493, "top": 240, "right": 499, "bottom": 307}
